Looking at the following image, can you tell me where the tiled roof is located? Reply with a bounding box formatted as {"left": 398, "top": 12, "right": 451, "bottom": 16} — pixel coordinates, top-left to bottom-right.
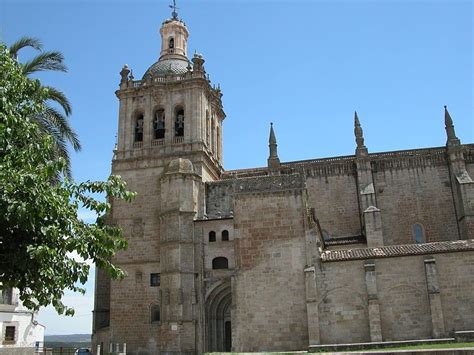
{"left": 321, "top": 240, "right": 474, "bottom": 262}
{"left": 143, "top": 58, "right": 190, "bottom": 78}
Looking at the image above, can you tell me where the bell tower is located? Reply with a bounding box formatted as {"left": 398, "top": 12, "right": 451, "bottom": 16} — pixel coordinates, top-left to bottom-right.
{"left": 159, "top": 13, "right": 188, "bottom": 60}
{"left": 113, "top": 6, "right": 225, "bottom": 181}
{"left": 93, "top": 5, "right": 226, "bottom": 355}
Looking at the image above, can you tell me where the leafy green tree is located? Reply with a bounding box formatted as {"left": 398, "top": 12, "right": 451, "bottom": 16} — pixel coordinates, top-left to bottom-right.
{"left": 8, "top": 36, "right": 80, "bottom": 178}
{"left": 0, "top": 43, "right": 135, "bottom": 315}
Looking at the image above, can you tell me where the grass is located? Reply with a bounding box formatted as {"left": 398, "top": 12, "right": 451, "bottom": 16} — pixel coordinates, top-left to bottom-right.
{"left": 211, "top": 344, "right": 474, "bottom": 355}
{"left": 359, "top": 341, "right": 474, "bottom": 352}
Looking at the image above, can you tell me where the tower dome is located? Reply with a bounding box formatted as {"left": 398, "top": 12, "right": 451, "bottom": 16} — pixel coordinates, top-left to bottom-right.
{"left": 143, "top": 13, "right": 190, "bottom": 79}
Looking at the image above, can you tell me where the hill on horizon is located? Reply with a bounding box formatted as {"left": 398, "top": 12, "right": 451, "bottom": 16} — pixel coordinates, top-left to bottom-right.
{"left": 45, "top": 334, "right": 91, "bottom": 343}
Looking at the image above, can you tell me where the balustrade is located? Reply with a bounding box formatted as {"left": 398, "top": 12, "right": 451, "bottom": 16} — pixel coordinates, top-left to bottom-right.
{"left": 152, "top": 139, "right": 164, "bottom": 146}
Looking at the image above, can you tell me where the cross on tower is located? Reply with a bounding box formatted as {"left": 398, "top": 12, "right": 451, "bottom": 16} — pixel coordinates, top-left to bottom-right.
{"left": 169, "top": 0, "right": 179, "bottom": 19}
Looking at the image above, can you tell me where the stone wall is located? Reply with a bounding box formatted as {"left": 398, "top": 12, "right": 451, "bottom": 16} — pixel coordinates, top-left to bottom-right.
{"left": 92, "top": 328, "right": 110, "bottom": 355}
{"left": 315, "top": 249, "right": 474, "bottom": 344}
{"left": 205, "top": 180, "right": 234, "bottom": 218}
{"left": 467, "top": 162, "right": 474, "bottom": 178}
{"left": 99, "top": 164, "right": 163, "bottom": 354}
{"left": 93, "top": 267, "right": 110, "bottom": 330}
{"left": 232, "top": 177, "right": 308, "bottom": 352}
{"left": 109, "top": 262, "right": 161, "bottom": 354}
{"left": 111, "top": 167, "right": 163, "bottom": 264}
{"left": 196, "top": 218, "right": 235, "bottom": 271}
{"left": 373, "top": 162, "right": 459, "bottom": 245}
{"left": 305, "top": 174, "right": 361, "bottom": 238}
{"left": 315, "top": 260, "right": 370, "bottom": 344}
{"left": 376, "top": 256, "right": 432, "bottom": 340}
{"left": 436, "top": 251, "right": 474, "bottom": 332}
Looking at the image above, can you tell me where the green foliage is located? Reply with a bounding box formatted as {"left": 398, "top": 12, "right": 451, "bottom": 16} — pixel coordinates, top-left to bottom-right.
{"left": 0, "top": 44, "right": 135, "bottom": 315}
{"left": 8, "top": 36, "right": 80, "bottom": 179}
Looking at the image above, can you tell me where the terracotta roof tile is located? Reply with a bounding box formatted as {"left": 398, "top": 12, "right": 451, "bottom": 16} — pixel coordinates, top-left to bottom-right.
{"left": 321, "top": 240, "right": 474, "bottom": 262}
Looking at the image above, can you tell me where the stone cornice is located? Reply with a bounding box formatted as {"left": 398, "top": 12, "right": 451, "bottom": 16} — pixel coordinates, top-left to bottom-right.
{"left": 221, "top": 144, "right": 474, "bottom": 179}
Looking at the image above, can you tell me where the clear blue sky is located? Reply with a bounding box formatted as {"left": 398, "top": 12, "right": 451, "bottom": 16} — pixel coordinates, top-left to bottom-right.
{"left": 1, "top": 0, "right": 473, "bottom": 335}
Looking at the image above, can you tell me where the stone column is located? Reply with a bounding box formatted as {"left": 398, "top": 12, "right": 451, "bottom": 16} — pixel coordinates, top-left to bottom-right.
{"left": 304, "top": 204, "right": 322, "bottom": 346}
{"left": 424, "top": 257, "right": 446, "bottom": 338}
{"left": 218, "top": 122, "right": 224, "bottom": 165}
{"left": 165, "top": 91, "right": 173, "bottom": 144}
{"left": 116, "top": 93, "right": 128, "bottom": 155}
{"left": 116, "top": 65, "right": 130, "bottom": 154}
{"left": 213, "top": 118, "right": 218, "bottom": 159}
{"left": 448, "top": 147, "right": 474, "bottom": 240}
{"left": 159, "top": 158, "right": 201, "bottom": 354}
{"left": 356, "top": 159, "right": 377, "bottom": 211}
{"left": 457, "top": 178, "right": 474, "bottom": 239}
{"left": 444, "top": 106, "right": 474, "bottom": 239}
{"left": 185, "top": 88, "right": 192, "bottom": 143}
{"left": 364, "top": 260, "right": 383, "bottom": 342}
{"left": 354, "top": 112, "right": 383, "bottom": 245}
{"left": 364, "top": 206, "right": 384, "bottom": 247}
{"left": 143, "top": 94, "right": 152, "bottom": 147}
{"left": 304, "top": 266, "right": 321, "bottom": 345}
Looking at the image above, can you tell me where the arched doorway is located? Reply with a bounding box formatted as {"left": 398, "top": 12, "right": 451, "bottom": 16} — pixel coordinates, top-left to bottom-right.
{"left": 206, "top": 281, "right": 232, "bottom": 352}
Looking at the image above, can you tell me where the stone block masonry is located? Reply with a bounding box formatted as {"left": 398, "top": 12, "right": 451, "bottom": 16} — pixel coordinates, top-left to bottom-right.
{"left": 92, "top": 6, "right": 474, "bottom": 353}
{"left": 232, "top": 183, "right": 308, "bottom": 352}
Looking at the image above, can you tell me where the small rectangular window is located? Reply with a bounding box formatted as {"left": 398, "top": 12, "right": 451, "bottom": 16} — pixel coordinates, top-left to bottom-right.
{"left": 150, "top": 273, "right": 160, "bottom": 287}
{"left": 1, "top": 288, "right": 12, "bottom": 305}
{"left": 5, "top": 326, "right": 15, "bottom": 341}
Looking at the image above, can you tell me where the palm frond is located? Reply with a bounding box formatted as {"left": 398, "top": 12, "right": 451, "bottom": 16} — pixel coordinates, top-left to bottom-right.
{"left": 9, "top": 36, "right": 42, "bottom": 58}
{"left": 51, "top": 133, "right": 73, "bottom": 180}
{"left": 22, "top": 51, "right": 67, "bottom": 75}
{"left": 31, "top": 117, "right": 73, "bottom": 180}
{"left": 43, "top": 86, "right": 72, "bottom": 116}
{"left": 38, "top": 106, "right": 81, "bottom": 151}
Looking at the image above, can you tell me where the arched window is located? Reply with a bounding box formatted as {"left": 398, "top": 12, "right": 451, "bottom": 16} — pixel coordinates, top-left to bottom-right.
{"left": 212, "top": 257, "right": 228, "bottom": 270}
{"left": 153, "top": 109, "right": 165, "bottom": 139}
{"left": 134, "top": 114, "right": 144, "bottom": 142}
{"left": 150, "top": 304, "right": 160, "bottom": 323}
{"left": 175, "top": 108, "right": 184, "bottom": 137}
{"left": 169, "top": 37, "right": 174, "bottom": 49}
{"left": 413, "top": 223, "right": 425, "bottom": 244}
{"left": 209, "top": 231, "right": 216, "bottom": 242}
{"left": 221, "top": 230, "right": 229, "bottom": 241}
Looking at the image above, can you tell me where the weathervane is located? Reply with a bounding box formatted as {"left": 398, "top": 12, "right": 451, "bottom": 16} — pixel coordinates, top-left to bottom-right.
{"left": 169, "top": 0, "right": 179, "bottom": 19}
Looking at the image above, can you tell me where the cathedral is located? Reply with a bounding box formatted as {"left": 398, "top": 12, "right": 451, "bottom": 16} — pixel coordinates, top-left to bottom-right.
{"left": 92, "top": 7, "right": 474, "bottom": 355}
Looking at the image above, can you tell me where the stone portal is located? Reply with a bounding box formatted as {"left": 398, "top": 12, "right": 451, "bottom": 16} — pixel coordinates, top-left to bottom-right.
{"left": 206, "top": 281, "right": 232, "bottom": 352}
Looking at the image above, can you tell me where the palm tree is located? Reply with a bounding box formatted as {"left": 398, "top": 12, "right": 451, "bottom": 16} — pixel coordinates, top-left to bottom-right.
{"left": 9, "top": 36, "right": 81, "bottom": 178}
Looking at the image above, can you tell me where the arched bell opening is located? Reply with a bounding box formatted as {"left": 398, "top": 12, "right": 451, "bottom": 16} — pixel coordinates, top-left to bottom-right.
{"left": 205, "top": 281, "right": 232, "bottom": 352}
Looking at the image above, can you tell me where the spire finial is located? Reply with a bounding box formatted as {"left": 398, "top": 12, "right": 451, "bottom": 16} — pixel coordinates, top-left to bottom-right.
{"left": 444, "top": 105, "right": 460, "bottom": 147}
{"left": 269, "top": 122, "right": 277, "bottom": 147}
{"left": 169, "top": 0, "right": 179, "bottom": 19}
{"left": 444, "top": 105, "right": 453, "bottom": 126}
{"left": 354, "top": 111, "right": 365, "bottom": 148}
{"left": 268, "top": 122, "right": 280, "bottom": 170}
{"left": 354, "top": 111, "right": 368, "bottom": 156}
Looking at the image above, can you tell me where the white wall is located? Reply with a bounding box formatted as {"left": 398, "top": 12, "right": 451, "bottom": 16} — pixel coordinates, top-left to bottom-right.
{"left": 0, "top": 289, "right": 44, "bottom": 349}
